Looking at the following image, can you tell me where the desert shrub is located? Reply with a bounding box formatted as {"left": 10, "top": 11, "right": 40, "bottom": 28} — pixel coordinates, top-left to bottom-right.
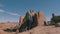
{"left": 51, "top": 16, "right": 60, "bottom": 24}
{"left": 4, "top": 28, "right": 17, "bottom": 32}
{"left": 55, "top": 23, "right": 60, "bottom": 27}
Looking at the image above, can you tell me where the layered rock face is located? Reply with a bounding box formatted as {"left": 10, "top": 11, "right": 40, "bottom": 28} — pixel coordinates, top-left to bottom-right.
{"left": 37, "top": 11, "right": 46, "bottom": 26}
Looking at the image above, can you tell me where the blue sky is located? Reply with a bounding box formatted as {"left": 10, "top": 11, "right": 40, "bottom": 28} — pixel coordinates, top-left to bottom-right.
{"left": 0, "top": 0, "right": 60, "bottom": 22}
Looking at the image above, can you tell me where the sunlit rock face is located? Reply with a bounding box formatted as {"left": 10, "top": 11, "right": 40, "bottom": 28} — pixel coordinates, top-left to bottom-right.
{"left": 19, "top": 16, "right": 25, "bottom": 26}
{"left": 37, "top": 11, "right": 46, "bottom": 26}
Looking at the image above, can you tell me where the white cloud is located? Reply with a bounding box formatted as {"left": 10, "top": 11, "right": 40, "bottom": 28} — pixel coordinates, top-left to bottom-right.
{"left": 0, "top": 9, "right": 20, "bottom": 16}
{"left": 0, "top": 9, "right": 5, "bottom": 12}
{"left": 6, "top": 12, "right": 20, "bottom": 16}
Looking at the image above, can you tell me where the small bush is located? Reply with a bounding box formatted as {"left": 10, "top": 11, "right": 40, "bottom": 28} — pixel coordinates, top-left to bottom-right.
{"left": 4, "top": 28, "right": 17, "bottom": 32}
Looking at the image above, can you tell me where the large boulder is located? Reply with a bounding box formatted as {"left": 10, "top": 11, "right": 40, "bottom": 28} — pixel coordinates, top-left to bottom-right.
{"left": 37, "top": 11, "right": 46, "bottom": 26}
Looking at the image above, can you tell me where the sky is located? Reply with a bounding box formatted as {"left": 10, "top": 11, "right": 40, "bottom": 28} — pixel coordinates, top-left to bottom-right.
{"left": 0, "top": 0, "right": 60, "bottom": 22}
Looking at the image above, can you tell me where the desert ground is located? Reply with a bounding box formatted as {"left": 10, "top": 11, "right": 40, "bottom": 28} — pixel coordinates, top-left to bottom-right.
{"left": 0, "top": 22, "right": 60, "bottom": 34}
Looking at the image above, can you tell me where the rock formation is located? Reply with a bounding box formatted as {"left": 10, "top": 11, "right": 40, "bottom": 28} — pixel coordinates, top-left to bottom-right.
{"left": 1, "top": 10, "right": 60, "bottom": 34}
{"left": 19, "top": 16, "right": 25, "bottom": 26}
{"left": 29, "top": 10, "right": 38, "bottom": 29}
{"left": 18, "top": 10, "right": 38, "bottom": 32}
{"left": 0, "top": 10, "right": 47, "bottom": 34}
{"left": 16, "top": 10, "right": 46, "bottom": 33}
{"left": 37, "top": 11, "right": 46, "bottom": 26}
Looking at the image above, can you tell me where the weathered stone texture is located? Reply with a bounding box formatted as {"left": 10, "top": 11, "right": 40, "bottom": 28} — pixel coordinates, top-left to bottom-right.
{"left": 37, "top": 11, "right": 46, "bottom": 26}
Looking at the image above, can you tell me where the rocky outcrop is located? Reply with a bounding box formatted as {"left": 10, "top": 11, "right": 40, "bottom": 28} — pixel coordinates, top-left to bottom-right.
{"left": 37, "top": 11, "right": 46, "bottom": 26}
{"left": 18, "top": 10, "right": 37, "bottom": 32}
{"left": 17, "top": 10, "right": 46, "bottom": 33}
{"left": 19, "top": 16, "right": 25, "bottom": 26}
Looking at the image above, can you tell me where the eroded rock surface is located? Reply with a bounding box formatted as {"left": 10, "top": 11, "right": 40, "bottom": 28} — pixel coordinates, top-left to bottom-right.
{"left": 37, "top": 11, "right": 46, "bottom": 26}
